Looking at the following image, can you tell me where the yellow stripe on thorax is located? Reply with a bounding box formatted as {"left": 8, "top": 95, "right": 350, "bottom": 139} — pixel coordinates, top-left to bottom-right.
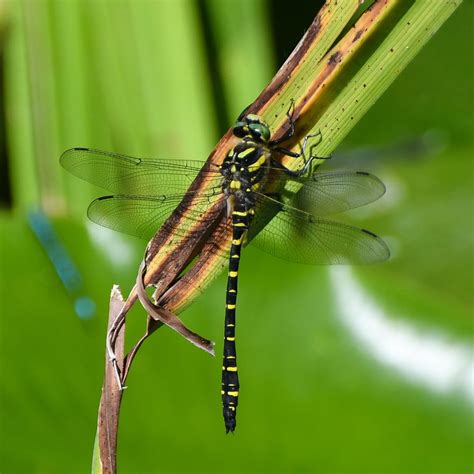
{"left": 247, "top": 155, "right": 267, "bottom": 172}
{"left": 236, "top": 147, "right": 255, "bottom": 159}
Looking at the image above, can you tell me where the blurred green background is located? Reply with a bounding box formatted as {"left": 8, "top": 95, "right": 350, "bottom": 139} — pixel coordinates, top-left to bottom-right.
{"left": 0, "top": 1, "right": 472, "bottom": 472}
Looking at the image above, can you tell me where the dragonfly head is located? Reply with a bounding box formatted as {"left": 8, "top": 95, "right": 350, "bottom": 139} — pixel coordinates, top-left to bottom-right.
{"left": 233, "top": 114, "right": 271, "bottom": 143}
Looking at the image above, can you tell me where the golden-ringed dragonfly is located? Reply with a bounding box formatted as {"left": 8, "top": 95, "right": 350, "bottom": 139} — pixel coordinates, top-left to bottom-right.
{"left": 60, "top": 109, "right": 390, "bottom": 433}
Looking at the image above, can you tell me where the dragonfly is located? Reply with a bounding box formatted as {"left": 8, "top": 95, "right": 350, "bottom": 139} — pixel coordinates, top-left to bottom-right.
{"left": 60, "top": 109, "right": 390, "bottom": 433}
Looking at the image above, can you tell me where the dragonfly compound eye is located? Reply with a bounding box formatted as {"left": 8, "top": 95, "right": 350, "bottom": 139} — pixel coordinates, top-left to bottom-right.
{"left": 233, "top": 121, "right": 249, "bottom": 138}
{"left": 249, "top": 122, "right": 270, "bottom": 142}
{"left": 233, "top": 115, "right": 270, "bottom": 142}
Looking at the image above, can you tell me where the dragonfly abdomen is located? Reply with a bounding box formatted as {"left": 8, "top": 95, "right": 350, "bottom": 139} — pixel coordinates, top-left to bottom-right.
{"left": 221, "top": 203, "right": 254, "bottom": 433}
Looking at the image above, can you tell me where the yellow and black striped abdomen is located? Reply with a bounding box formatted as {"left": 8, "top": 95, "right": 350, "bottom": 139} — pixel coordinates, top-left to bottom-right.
{"left": 221, "top": 203, "right": 253, "bottom": 433}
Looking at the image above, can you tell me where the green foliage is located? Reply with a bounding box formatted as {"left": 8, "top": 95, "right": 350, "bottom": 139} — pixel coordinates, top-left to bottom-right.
{"left": 311, "top": 1, "right": 463, "bottom": 157}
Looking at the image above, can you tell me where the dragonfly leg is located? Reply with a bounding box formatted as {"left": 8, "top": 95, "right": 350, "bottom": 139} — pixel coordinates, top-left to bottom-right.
{"left": 271, "top": 146, "right": 300, "bottom": 158}
{"left": 270, "top": 103, "right": 330, "bottom": 174}
{"left": 297, "top": 131, "right": 324, "bottom": 175}
{"left": 269, "top": 99, "right": 296, "bottom": 147}
{"left": 281, "top": 130, "right": 331, "bottom": 177}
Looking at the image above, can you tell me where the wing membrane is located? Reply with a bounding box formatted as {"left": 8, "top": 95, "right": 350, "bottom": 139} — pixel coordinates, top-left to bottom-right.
{"left": 60, "top": 148, "right": 222, "bottom": 195}
{"left": 88, "top": 193, "right": 226, "bottom": 240}
{"left": 248, "top": 197, "right": 390, "bottom": 265}
{"left": 271, "top": 170, "right": 386, "bottom": 216}
{"left": 62, "top": 148, "right": 389, "bottom": 264}
{"left": 61, "top": 149, "right": 384, "bottom": 218}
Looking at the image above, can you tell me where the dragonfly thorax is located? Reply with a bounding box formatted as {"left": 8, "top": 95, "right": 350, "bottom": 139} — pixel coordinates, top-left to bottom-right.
{"left": 220, "top": 113, "right": 271, "bottom": 207}
{"left": 221, "top": 139, "right": 270, "bottom": 208}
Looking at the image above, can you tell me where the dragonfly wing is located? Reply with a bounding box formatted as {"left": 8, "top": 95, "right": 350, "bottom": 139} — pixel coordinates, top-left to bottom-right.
{"left": 88, "top": 193, "right": 225, "bottom": 240}
{"left": 60, "top": 148, "right": 221, "bottom": 195}
{"left": 274, "top": 170, "right": 386, "bottom": 216}
{"left": 248, "top": 197, "right": 390, "bottom": 265}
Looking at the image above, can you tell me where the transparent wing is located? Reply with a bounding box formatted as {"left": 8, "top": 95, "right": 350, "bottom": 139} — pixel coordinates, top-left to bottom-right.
{"left": 269, "top": 170, "right": 386, "bottom": 216}
{"left": 60, "top": 148, "right": 222, "bottom": 195}
{"left": 248, "top": 196, "right": 390, "bottom": 265}
{"left": 61, "top": 148, "right": 386, "bottom": 213}
{"left": 61, "top": 149, "right": 385, "bottom": 217}
{"left": 88, "top": 193, "right": 226, "bottom": 240}
{"left": 63, "top": 148, "right": 389, "bottom": 261}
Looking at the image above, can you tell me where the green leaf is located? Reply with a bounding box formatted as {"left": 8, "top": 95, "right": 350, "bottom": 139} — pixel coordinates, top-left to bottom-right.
{"left": 312, "top": 0, "right": 463, "bottom": 157}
